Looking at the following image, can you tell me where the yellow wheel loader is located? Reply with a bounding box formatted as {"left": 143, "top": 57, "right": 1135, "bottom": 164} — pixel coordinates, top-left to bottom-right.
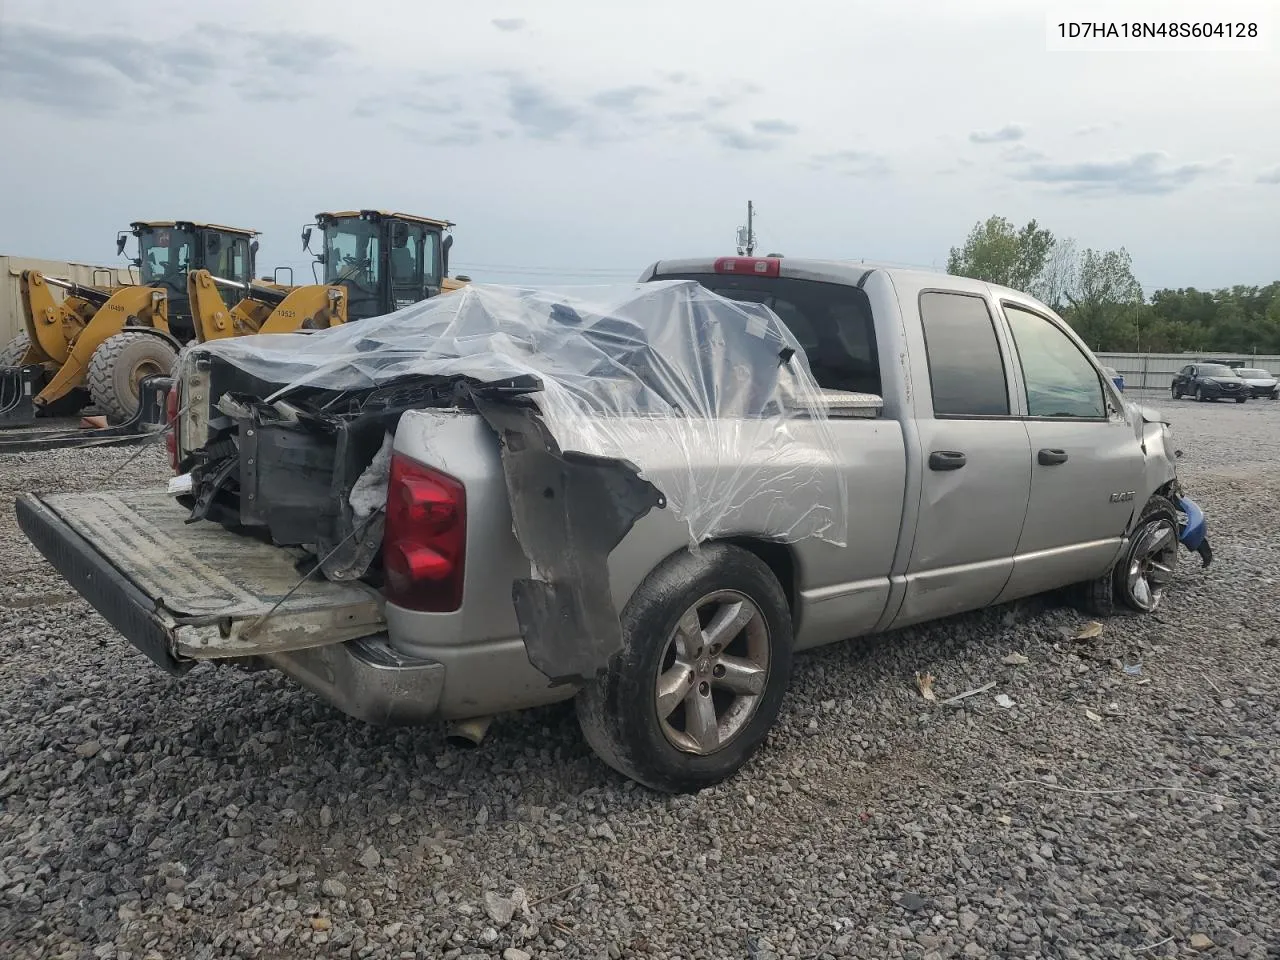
{"left": 302, "top": 210, "right": 469, "bottom": 319}
{"left": 0, "top": 221, "right": 259, "bottom": 427}
{"left": 186, "top": 209, "right": 469, "bottom": 343}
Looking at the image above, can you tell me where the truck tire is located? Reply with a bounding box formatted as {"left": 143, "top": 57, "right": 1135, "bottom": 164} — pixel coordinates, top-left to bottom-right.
{"left": 1113, "top": 495, "right": 1180, "bottom": 614}
{"left": 576, "top": 544, "right": 793, "bottom": 793}
{"left": 87, "top": 332, "right": 178, "bottom": 423}
{"left": 0, "top": 333, "right": 31, "bottom": 367}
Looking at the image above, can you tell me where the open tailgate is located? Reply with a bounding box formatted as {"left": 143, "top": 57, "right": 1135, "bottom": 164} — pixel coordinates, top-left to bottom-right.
{"left": 16, "top": 488, "right": 385, "bottom": 675}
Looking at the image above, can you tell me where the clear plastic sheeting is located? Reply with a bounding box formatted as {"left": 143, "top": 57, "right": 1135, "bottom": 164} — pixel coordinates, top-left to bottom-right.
{"left": 180, "top": 281, "right": 849, "bottom": 547}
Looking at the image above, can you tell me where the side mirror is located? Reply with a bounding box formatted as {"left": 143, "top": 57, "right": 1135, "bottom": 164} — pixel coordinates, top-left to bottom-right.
{"left": 301, "top": 226, "right": 312, "bottom": 251}
{"left": 442, "top": 233, "right": 454, "bottom": 276}
{"left": 116, "top": 233, "right": 129, "bottom": 256}
{"left": 250, "top": 240, "right": 260, "bottom": 256}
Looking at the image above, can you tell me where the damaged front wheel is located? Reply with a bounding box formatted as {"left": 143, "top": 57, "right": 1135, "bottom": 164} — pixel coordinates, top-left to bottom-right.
{"left": 576, "top": 544, "right": 792, "bottom": 793}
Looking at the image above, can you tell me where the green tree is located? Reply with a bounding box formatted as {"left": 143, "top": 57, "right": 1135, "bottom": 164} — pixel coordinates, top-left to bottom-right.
{"left": 1061, "top": 247, "right": 1145, "bottom": 348}
{"left": 947, "top": 215, "right": 1055, "bottom": 294}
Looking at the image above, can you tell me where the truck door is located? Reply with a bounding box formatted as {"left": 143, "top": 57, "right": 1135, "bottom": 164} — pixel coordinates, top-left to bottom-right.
{"left": 994, "top": 301, "right": 1145, "bottom": 601}
{"left": 891, "top": 290, "right": 1032, "bottom": 628}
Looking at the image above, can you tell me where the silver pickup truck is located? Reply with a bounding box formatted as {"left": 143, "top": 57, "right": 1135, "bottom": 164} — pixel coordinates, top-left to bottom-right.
{"left": 15, "top": 257, "right": 1212, "bottom": 793}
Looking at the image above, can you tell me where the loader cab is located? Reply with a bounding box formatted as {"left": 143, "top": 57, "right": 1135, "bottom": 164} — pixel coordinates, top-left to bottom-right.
{"left": 306, "top": 210, "right": 453, "bottom": 322}
{"left": 126, "top": 221, "right": 259, "bottom": 340}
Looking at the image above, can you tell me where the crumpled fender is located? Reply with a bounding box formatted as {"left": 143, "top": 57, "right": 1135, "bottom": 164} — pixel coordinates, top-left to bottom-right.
{"left": 472, "top": 396, "right": 666, "bottom": 685}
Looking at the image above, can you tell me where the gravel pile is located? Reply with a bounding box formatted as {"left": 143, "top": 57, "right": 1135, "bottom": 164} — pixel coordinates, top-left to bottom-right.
{"left": 1, "top": 402, "right": 1277, "bottom": 960}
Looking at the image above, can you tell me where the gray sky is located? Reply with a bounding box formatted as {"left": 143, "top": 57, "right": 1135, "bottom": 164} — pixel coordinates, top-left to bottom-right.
{"left": 1, "top": 0, "right": 1277, "bottom": 292}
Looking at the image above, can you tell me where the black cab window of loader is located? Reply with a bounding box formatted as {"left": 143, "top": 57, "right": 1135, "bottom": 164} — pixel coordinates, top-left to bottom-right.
{"left": 202, "top": 232, "right": 252, "bottom": 285}
{"left": 230, "top": 237, "right": 251, "bottom": 285}
{"left": 389, "top": 222, "right": 437, "bottom": 310}
{"left": 138, "top": 227, "right": 195, "bottom": 287}
{"left": 324, "top": 217, "right": 382, "bottom": 320}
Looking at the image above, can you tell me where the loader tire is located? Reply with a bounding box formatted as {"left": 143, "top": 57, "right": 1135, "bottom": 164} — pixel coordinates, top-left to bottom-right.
{"left": 88, "top": 332, "right": 178, "bottom": 423}
{"left": 0, "top": 333, "right": 31, "bottom": 368}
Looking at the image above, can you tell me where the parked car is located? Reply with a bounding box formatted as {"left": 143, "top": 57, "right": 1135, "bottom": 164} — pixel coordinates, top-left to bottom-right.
{"left": 16, "top": 260, "right": 1214, "bottom": 793}
{"left": 1235, "top": 367, "right": 1279, "bottom": 399}
{"left": 1102, "top": 365, "right": 1125, "bottom": 392}
{"left": 1171, "top": 363, "right": 1249, "bottom": 402}
{"left": 1200, "top": 358, "right": 1246, "bottom": 369}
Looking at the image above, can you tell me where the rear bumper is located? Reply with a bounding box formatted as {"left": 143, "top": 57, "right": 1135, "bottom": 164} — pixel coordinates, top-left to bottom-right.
{"left": 265, "top": 636, "right": 446, "bottom": 725}
{"left": 15, "top": 494, "right": 191, "bottom": 676}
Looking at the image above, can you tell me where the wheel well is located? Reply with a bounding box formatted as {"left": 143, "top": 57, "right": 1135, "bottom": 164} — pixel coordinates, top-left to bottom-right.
{"left": 118, "top": 326, "right": 183, "bottom": 352}
{"left": 725, "top": 537, "right": 796, "bottom": 614}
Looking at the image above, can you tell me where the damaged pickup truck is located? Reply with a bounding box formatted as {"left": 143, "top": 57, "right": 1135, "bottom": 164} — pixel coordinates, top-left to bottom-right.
{"left": 16, "top": 258, "right": 1213, "bottom": 793}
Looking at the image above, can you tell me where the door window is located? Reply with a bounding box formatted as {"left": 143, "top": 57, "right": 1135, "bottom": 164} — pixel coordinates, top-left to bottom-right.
{"left": 918, "top": 292, "right": 1009, "bottom": 416}
{"left": 1004, "top": 304, "right": 1106, "bottom": 418}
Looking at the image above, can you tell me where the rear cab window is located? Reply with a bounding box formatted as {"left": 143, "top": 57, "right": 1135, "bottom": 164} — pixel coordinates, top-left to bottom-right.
{"left": 917, "top": 291, "right": 1010, "bottom": 417}
{"left": 652, "top": 272, "right": 882, "bottom": 397}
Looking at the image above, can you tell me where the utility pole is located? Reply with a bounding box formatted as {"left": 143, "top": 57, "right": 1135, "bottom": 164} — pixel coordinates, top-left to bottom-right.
{"left": 735, "top": 201, "right": 756, "bottom": 256}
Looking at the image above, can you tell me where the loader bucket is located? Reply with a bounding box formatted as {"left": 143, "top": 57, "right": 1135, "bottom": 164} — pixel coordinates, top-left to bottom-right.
{"left": 0, "top": 365, "right": 43, "bottom": 427}
{"left": 0, "top": 375, "right": 173, "bottom": 454}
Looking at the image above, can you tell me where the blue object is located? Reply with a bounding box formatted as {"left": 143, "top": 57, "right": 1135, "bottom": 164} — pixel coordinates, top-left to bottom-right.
{"left": 1112, "top": 374, "right": 1125, "bottom": 392}
{"left": 1177, "top": 496, "right": 1207, "bottom": 550}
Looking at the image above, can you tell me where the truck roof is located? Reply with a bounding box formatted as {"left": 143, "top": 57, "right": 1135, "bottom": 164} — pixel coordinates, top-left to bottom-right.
{"left": 640, "top": 256, "right": 1045, "bottom": 307}
{"left": 130, "top": 221, "right": 260, "bottom": 236}
{"left": 316, "top": 210, "right": 455, "bottom": 229}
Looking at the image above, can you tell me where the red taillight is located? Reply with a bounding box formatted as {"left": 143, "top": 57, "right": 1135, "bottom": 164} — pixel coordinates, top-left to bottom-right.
{"left": 164, "top": 385, "right": 179, "bottom": 473}
{"left": 382, "top": 453, "right": 466, "bottom": 612}
{"left": 714, "top": 256, "right": 780, "bottom": 277}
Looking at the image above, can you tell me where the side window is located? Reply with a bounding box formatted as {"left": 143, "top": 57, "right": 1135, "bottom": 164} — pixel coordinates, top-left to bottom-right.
{"left": 422, "top": 231, "right": 440, "bottom": 285}
{"left": 1003, "top": 304, "right": 1106, "bottom": 418}
{"left": 230, "top": 239, "right": 249, "bottom": 284}
{"left": 918, "top": 292, "right": 1010, "bottom": 417}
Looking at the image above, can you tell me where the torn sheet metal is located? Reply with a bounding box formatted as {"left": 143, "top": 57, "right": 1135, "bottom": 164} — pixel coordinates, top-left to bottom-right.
{"left": 178, "top": 281, "right": 849, "bottom": 548}
{"left": 474, "top": 396, "right": 666, "bottom": 685}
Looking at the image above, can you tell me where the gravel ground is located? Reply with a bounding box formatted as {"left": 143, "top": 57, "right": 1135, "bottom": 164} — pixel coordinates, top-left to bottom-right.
{"left": 1, "top": 400, "right": 1277, "bottom": 960}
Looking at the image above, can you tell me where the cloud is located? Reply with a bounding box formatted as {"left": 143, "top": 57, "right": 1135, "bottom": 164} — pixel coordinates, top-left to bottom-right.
{"left": 506, "top": 80, "right": 586, "bottom": 140}
{"left": 590, "top": 86, "right": 658, "bottom": 113}
{"left": 491, "top": 18, "right": 527, "bottom": 32}
{"left": 1001, "top": 143, "right": 1046, "bottom": 163}
{"left": 969, "top": 123, "right": 1025, "bottom": 144}
{"left": 752, "top": 119, "right": 799, "bottom": 135}
{"left": 1258, "top": 166, "right": 1280, "bottom": 184}
{"left": 1014, "top": 151, "right": 1229, "bottom": 195}
{"left": 705, "top": 124, "right": 779, "bottom": 151}
{"left": 0, "top": 20, "right": 349, "bottom": 116}
{"left": 810, "top": 150, "right": 890, "bottom": 177}
{"left": 663, "top": 71, "right": 696, "bottom": 86}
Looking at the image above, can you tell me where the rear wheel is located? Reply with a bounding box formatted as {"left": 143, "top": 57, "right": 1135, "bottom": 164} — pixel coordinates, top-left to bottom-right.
{"left": 0, "top": 333, "right": 31, "bottom": 367}
{"left": 576, "top": 544, "right": 792, "bottom": 793}
{"left": 87, "top": 331, "right": 178, "bottom": 423}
